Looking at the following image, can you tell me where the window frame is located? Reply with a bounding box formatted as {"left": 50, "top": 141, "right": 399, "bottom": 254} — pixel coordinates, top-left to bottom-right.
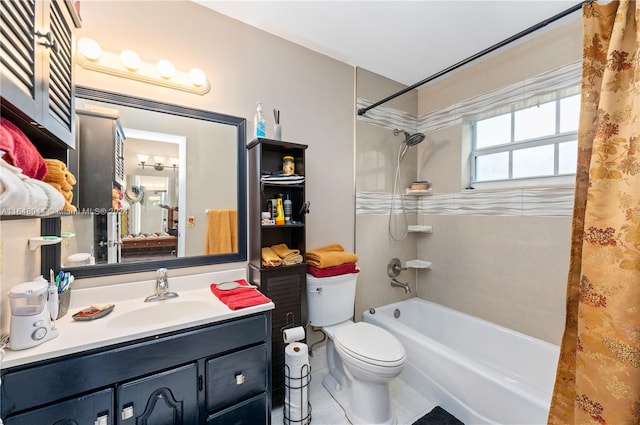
{"left": 469, "top": 87, "right": 580, "bottom": 189}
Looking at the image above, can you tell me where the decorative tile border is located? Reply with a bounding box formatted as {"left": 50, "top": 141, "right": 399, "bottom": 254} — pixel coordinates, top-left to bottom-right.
{"left": 356, "top": 186, "right": 574, "bottom": 217}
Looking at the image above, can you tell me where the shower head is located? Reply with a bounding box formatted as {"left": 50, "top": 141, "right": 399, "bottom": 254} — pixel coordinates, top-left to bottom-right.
{"left": 393, "top": 129, "right": 425, "bottom": 146}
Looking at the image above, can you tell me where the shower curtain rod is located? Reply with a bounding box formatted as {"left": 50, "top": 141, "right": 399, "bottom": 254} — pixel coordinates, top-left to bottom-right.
{"left": 357, "top": 1, "right": 587, "bottom": 116}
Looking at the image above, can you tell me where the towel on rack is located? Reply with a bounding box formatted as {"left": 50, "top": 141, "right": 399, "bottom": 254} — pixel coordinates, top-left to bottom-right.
{"left": 261, "top": 247, "right": 282, "bottom": 267}
{"left": 307, "top": 263, "right": 359, "bottom": 278}
{"left": 204, "top": 209, "right": 238, "bottom": 255}
{"left": 210, "top": 279, "right": 272, "bottom": 310}
{"left": 0, "top": 117, "right": 48, "bottom": 180}
{"left": 306, "top": 244, "right": 358, "bottom": 268}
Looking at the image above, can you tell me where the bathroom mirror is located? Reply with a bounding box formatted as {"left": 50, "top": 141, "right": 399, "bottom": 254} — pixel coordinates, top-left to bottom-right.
{"left": 61, "top": 86, "right": 247, "bottom": 278}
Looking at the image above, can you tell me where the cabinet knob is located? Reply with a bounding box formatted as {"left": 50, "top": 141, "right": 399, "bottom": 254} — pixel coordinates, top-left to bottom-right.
{"left": 235, "top": 373, "right": 245, "bottom": 385}
{"left": 34, "top": 30, "right": 59, "bottom": 54}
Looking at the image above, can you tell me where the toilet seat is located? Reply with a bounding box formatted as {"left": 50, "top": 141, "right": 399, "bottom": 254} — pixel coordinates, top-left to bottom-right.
{"left": 334, "top": 322, "right": 406, "bottom": 368}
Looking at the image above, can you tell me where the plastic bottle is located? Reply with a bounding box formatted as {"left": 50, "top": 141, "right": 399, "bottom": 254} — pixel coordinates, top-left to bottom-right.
{"left": 254, "top": 102, "right": 266, "bottom": 138}
{"left": 275, "top": 198, "right": 285, "bottom": 225}
{"left": 284, "top": 195, "right": 292, "bottom": 224}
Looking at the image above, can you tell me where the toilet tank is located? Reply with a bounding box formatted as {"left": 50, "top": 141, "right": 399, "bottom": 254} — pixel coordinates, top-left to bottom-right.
{"left": 307, "top": 272, "right": 358, "bottom": 327}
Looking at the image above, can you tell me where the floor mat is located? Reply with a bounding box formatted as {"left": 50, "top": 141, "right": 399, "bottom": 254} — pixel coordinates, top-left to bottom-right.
{"left": 412, "top": 406, "right": 464, "bottom": 425}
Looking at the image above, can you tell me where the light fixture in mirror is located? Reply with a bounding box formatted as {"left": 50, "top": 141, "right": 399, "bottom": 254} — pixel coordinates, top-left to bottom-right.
{"left": 76, "top": 38, "right": 211, "bottom": 95}
{"left": 137, "top": 154, "right": 150, "bottom": 169}
{"left": 54, "top": 86, "right": 247, "bottom": 279}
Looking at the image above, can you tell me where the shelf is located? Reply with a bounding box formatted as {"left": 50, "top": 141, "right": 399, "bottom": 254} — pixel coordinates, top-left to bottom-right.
{"left": 406, "top": 259, "right": 432, "bottom": 269}
{"left": 28, "top": 236, "right": 62, "bottom": 250}
{"left": 261, "top": 223, "right": 304, "bottom": 228}
{"left": 405, "top": 188, "right": 433, "bottom": 196}
{"left": 407, "top": 225, "right": 433, "bottom": 233}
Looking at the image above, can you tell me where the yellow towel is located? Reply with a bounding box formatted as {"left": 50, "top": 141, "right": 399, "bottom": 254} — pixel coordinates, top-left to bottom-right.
{"left": 270, "top": 243, "right": 300, "bottom": 259}
{"left": 44, "top": 158, "right": 67, "bottom": 171}
{"left": 262, "top": 247, "right": 282, "bottom": 267}
{"left": 282, "top": 254, "right": 303, "bottom": 266}
{"left": 306, "top": 244, "right": 358, "bottom": 268}
{"left": 204, "top": 209, "right": 238, "bottom": 255}
{"left": 44, "top": 168, "right": 72, "bottom": 191}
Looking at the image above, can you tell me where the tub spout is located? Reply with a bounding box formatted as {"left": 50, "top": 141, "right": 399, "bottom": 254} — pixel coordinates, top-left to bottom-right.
{"left": 391, "top": 278, "right": 411, "bottom": 294}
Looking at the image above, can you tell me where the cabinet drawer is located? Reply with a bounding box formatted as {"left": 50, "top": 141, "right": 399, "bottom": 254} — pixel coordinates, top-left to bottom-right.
{"left": 206, "top": 393, "right": 267, "bottom": 425}
{"left": 206, "top": 344, "right": 267, "bottom": 412}
{"left": 4, "top": 388, "right": 113, "bottom": 425}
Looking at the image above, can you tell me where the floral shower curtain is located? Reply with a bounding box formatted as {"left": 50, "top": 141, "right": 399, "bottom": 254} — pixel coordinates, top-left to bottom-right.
{"left": 548, "top": 1, "right": 640, "bottom": 424}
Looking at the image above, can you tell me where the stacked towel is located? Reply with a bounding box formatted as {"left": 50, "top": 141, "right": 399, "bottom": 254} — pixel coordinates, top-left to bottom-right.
{"left": 43, "top": 159, "right": 76, "bottom": 212}
{"left": 261, "top": 247, "right": 282, "bottom": 267}
{"left": 306, "top": 244, "right": 358, "bottom": 277}
{"left": 210, "top": 279, "right": 272, "bottom": 310}
{"left": 306, "top": 244, "right": 358, "bottom": 268}
{"left": 270, "top": 243, "right": 303, "bottom": 265}
{"left": 0, "top": 117, "right": 48, "bottom": 180}
{"left": 0, "top": 158, "right": 65, "bottom": 215}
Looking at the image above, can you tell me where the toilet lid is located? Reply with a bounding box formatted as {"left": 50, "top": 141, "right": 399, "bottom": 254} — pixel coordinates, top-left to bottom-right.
{"left": 334, "top": 322, "right": 406, "bottom": 367}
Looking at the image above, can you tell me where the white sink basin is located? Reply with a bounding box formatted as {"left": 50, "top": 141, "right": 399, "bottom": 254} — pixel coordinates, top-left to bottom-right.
{"left": 106, "top": 299, "right": 213, "bottom": 328}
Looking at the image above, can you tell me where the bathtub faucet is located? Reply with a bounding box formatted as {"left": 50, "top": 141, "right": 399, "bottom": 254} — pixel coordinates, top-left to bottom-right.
{"left": 390, "top": 278, "right": 411, "bottom": 294}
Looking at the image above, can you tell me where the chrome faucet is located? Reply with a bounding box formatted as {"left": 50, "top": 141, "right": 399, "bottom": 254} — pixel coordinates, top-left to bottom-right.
{"left": 145, "top": 268, "right": 179, "bottom": 302}
{"left": 390, "top": 278, "right": 411, "bottom": 294}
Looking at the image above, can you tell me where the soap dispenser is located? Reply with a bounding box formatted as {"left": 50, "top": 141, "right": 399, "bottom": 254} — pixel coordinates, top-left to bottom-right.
{"left": 254, "top": 102, "right": 266, "bottom": 138}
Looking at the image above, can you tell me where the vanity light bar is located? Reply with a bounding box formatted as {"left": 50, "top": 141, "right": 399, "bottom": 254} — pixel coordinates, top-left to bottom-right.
{"left": 76, "top": 38, "right": 211, "bottom": 95}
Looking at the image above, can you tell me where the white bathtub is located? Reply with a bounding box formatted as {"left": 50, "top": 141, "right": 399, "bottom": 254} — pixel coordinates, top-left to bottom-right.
{"left": 363, "top": 298, "right": 560, "bottom": 425}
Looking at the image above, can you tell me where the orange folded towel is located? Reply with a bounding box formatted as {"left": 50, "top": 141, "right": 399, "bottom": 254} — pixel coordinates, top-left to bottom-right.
{"left": 271, "top": 243, "right": 300, "bottom": 259}
{"left": 262, "top": 247, "right": 283, "bottom": 267}
{"left": 306, "top": 243, "right": 358, "bottom": 268}
{"left": 210, "top": 279, "right": 272, "bottom": 310}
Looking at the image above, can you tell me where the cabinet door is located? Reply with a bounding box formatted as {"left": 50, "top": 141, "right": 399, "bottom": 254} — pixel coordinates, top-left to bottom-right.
{"left": 39, "top": 0, "right": 76, "bottom": 146}
{"left": 4, "top": 388, "right": 113, "bottom": 425}
{"left": 0, "top": 0, "right": 76, "bottom": 147}
{"left": 1, "top": 0, "right": 40, "bottom": 118}
{"left": 117, "top": 363, "right": 198, "bottom": 425}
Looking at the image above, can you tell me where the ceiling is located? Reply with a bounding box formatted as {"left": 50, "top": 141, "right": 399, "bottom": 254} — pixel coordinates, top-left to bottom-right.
{"left": 193, "top": 1, "right": 582, "bottom": 87}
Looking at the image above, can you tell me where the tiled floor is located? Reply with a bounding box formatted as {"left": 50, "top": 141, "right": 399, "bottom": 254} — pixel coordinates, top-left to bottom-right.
{"left": 272, "top": 348, "right": 436, "bottom": 425}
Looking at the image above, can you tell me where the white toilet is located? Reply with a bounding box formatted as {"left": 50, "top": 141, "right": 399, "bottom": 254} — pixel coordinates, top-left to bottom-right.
{"left": 307, "top": 272, "right": 406, "bottom": 425}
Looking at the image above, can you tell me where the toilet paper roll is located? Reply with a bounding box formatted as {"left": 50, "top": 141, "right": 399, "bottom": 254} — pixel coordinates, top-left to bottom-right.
{"left": 283, "top": 326, "right": 306, "bottom": 343}
{"left": 284, "top": 342, "right": 310, "bottom": 424}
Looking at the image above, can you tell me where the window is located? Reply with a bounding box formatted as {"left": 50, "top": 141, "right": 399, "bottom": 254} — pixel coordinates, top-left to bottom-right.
{"left": 470, "top": 88, "right": 580, "bottom": 188}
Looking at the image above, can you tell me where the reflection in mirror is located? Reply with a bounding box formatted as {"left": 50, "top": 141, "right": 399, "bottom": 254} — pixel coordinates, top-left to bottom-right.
{"left": 59, "top": 86, "right": 247, "bottom": 278}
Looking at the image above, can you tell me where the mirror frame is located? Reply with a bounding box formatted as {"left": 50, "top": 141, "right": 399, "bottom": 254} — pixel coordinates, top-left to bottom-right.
{"left": 63, "top": 86, "right": 247, "bottom": 278}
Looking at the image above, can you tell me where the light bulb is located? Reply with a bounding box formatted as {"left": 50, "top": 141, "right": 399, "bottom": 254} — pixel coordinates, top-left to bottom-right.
{"left": 78, "top": 38, "right": 102, "bottom": 61}
{"left": 189, "top": 68, "right": 207, "bottom": 86}
{"left": 156, "top": 60, "right": 175, "bottom": 79}
{"left": 120, "top": 49, "right": 141, "bottom": 71}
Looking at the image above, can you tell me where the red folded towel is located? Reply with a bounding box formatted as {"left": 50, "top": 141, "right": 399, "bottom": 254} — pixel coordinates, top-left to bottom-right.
{"left": 307, "top": 263, "right": 359, "bottom": 278}
{"left": 0, "top": 117, "right": 48, "bottom": 180}
{"left": 210, "top": 279, "right": 272, "bottom": 310}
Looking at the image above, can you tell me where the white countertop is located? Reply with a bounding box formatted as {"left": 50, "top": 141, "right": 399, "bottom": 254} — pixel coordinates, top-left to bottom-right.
{"left": 2, "top": 268, "right": 274, "bottom": 369}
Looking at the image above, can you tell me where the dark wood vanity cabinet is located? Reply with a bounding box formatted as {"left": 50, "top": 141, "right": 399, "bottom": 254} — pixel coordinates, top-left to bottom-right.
{"left": 1, "top": 313, "right": 272, "bottom": 425}
{"left": 0, "top": 0, "right": 81, "bottom": 150}
{"left": 247, "top": 138, "right": 308, "bottom": 406}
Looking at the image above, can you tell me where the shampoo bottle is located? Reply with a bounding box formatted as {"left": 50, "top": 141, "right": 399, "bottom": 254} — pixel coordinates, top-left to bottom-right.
{"left": 275, "top": 198, "right": 285, "bottom": 225}
{"left": 284, "top": 195, "right": 292, "bottom": 224}
{"left": 254, "top": 102, "right": 266, "bottom": 138}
